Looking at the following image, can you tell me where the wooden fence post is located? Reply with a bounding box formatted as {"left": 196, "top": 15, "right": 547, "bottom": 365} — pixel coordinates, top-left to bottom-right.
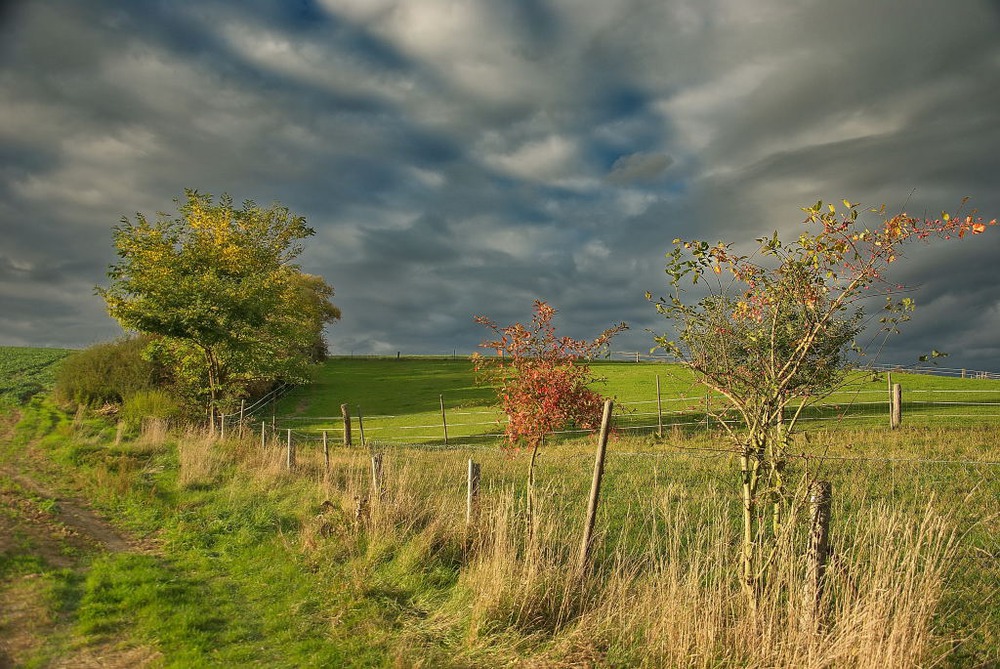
{"left": 579, "top": 400, "right": 613, "bottom": 575}
{"left": 323, "top": 431, "right": 329, "bottom": 471}
{"left": 466, "top": 459, "right": 481, "bottom": 526}
{"left": 440, "top": 395, "right": 449, "bottom": 446}
{"left": 802, "top": 480, "right": 832, "bottom": 634}
{"left": 890, "top": 383, "right": 902, "bottom": 429}
{"left": 371, "top": 453, "right": 384, "bottom": 502}
{"left": 239, "top": 399, "right": 245, "bottom": 436}
{"left": 286, "top": 429, "right": 295, "bottom": 470}
{"left": 260, "top": 421, "right": 266, "bottom": 451}
{"left": 341, "top": 403, "right": 352, "bottom": 446}
{"left": 220, "top": 414, "right": 226, "bottom": 440}
{"left": 656, "top": 375, "right": 663, "bottom": 438}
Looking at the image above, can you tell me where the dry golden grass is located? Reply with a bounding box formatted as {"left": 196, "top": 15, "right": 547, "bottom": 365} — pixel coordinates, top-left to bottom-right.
{"left": 158, "top": 424, "right": 971, "bottom": 667}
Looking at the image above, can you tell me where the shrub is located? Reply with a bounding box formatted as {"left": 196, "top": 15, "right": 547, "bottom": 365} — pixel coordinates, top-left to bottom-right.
{"left": 54, "top": 336, "right": 162, "bottom": 407}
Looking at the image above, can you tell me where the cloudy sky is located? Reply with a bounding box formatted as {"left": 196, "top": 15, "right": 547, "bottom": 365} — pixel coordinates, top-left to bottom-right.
{"left": 2, "top": 0, "right": 1000, "bottom": 369}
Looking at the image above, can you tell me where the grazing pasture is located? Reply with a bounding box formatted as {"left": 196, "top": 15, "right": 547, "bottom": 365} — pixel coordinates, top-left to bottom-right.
{"left": 0, "top": 346, "right": 71, "bottom": 405}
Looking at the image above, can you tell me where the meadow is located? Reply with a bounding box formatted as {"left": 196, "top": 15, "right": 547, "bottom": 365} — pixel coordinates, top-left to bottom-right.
{"left": 2, "top": 348, "right": 999, "bottom": 667}
{"left": 267, "top": 357, "right": 1000, "bottom": 446}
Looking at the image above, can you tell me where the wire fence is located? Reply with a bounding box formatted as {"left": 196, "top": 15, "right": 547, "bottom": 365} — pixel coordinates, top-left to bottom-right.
{"left": 234, "top": 381, "right": 1000, "bottom": 450}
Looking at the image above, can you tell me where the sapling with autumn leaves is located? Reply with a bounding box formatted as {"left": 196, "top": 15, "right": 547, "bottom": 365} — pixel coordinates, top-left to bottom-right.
{"left": 473, "top": 301, "right": 627, "bottom": 526}
{"left": 649, "top": 198, "right": 996, "bottom": 602}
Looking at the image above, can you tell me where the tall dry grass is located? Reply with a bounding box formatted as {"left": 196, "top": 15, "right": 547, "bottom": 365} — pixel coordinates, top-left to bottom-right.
{"left": 160, "top": 424, "right": 965, "bottom": 667}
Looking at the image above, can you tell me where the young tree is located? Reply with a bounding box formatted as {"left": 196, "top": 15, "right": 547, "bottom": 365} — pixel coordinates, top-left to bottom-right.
{"left": 473, "top": 301, "right": 627, "bottom": 522}
{"left": 98, "top": 190, "right": 341, "bottom": 421}
{"left": 649, "top": 199, "right": 995, "bottom": 601}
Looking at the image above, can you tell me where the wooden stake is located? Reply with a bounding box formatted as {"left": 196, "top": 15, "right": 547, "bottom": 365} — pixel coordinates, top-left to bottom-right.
{"left": 371, "top": 454, "right": 384, "bottom": 503}
{"left": 579, "top": 400, "right": 613, "bottom": 574}
{"left": 656, "top": 375, "right": 663, "bottom": 438}
{"left": 891, "top": 383, "right": 902, "bottom": 429}
{"left": 323, "top": 431, "right": 329, "bottom": 471}
{"left": 260, "top": 421, "right": 265, "bottom": 451}
{"left": 802, "top": 480, "right": 832, "bottom": 634}
{"left": 466, "top": 459, "right": 481, "bottom": 526}
{"left": 341, "top": 403, "right": 352, "bottom": 446}
{"left": 440, "top": 395, "right": 449, "bottom": 446}
{"left": 286, "top": 429, "right": 295, "bottom": 470}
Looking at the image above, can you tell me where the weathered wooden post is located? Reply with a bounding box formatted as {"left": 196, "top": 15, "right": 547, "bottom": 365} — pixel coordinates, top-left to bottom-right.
{"left": 286, "top": 429, "right": 295, "bottom": 470}
{"left": 260, "top": 421, "right": 266, "bottom": 451}
{"left": 440, "top": 395, "right": 449, "bottom": 446}
{"left": 802, "top": 480, "right": 832, "bottom": 634}
{"left": 341, "top": 403, "right": 352, "bottom": 446}
{"left": 371, "top": 453, "right": 384, "bottom": 503}
{"left": 579, "top": 400, "right": 613, "bottom": 575}
{"left": 890, "top": 383, "right": 902, "bottom": 429}
{"left": 656, "top": 375, "right": 663, "bottom": 438}
{"left": 322, "top": 430, "right": 329, "bottom": 471}
{"left": 220, "top": 413, "right": 226, "bottom": 440}
{"left": 239, "top": 399, "right": 245, "bottom": 436}
{"left": 466, "top": 459, "right": 481, "bottom": 526}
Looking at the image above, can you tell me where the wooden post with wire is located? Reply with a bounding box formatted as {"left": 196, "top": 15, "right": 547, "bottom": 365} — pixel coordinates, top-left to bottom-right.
{"left": 579, "top": 400, "right": 613, "bottom": 576}
{"left": 341, "top": 403, "right": 352, "bottom": 446}
{"left": 890, "top": 383, "right": 902, "bottom": 429}
{"left": 802, "top": 480, "right": 832, "bottom": 634}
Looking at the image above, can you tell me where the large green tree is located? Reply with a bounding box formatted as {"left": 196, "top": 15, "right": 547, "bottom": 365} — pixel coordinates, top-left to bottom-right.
{"left": 98, "top": 190, "right": 340, "bottom": 419}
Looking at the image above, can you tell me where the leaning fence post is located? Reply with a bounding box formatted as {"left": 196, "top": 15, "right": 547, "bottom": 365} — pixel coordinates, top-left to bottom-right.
{"left": 341, "top": 403, "right": 352, "bottom": 446}
{"left": 802, "top": 480, "right": 832, "bottom": 634}
{"left": 579, "top": 400, "right": 613, "bottom": 576}
{"left": 466, "top": 459, "right": 481, "bottom": 526}
{"left": 890, "top": 383, "right": 902, "bottom": 429}
{"left": 286, "top": 429, "right": 295, "bottom": 470}
{"left": 440, "top": 395, "right": 449, "bottom": 446}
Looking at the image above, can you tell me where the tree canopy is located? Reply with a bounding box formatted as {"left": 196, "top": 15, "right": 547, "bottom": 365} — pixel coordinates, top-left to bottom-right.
{"left": 98, "top": 190, "right": 340, "bottom": 417}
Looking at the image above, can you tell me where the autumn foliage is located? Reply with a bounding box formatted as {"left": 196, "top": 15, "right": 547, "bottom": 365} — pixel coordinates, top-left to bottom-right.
{"left": 473, "top": 301, "right": 627, "bottom": 449}
{"left": 650, "top": 197, "right": 996, "bottom": 600}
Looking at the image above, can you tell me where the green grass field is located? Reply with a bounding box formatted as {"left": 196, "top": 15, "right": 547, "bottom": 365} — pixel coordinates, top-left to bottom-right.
{"left": 268, "top": 357, "right": 1000, "bottom": 447}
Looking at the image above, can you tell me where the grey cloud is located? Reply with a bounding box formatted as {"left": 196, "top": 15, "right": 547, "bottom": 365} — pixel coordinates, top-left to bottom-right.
{"left": 607, "top": 152, "right": 673, "bottom": 184}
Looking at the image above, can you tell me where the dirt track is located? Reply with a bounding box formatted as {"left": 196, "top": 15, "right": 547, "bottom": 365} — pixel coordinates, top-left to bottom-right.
{"left": 0, "top": 465, "right": 160, "bottom": 668}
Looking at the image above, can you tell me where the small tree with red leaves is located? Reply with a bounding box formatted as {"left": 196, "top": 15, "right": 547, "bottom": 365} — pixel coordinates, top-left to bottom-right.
{"left": 473, "top": 301, "right": 627, "bottom": 523}
{"left": 649, "top": 198, "right": 996, "bottom": 602}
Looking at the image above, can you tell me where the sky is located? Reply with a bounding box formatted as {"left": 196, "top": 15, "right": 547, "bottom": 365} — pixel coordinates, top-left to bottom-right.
{"left": 2, "top": 0, "right": 1000, "bottom": 370}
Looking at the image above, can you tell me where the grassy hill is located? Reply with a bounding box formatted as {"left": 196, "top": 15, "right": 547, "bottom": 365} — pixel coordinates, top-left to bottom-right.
{"left": 269, "top": 357, "right": 1000, "bottom": 446}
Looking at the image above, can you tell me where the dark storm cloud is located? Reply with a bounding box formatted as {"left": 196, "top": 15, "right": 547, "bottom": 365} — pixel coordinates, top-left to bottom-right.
{"left": 2, "top": 0, "right": 1000, "bottom": 370}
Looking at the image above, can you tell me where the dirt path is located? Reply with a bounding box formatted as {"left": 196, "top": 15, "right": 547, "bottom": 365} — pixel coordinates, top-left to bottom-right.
{"left": 0, "top": 464, "right": 161, "bottom": 668}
